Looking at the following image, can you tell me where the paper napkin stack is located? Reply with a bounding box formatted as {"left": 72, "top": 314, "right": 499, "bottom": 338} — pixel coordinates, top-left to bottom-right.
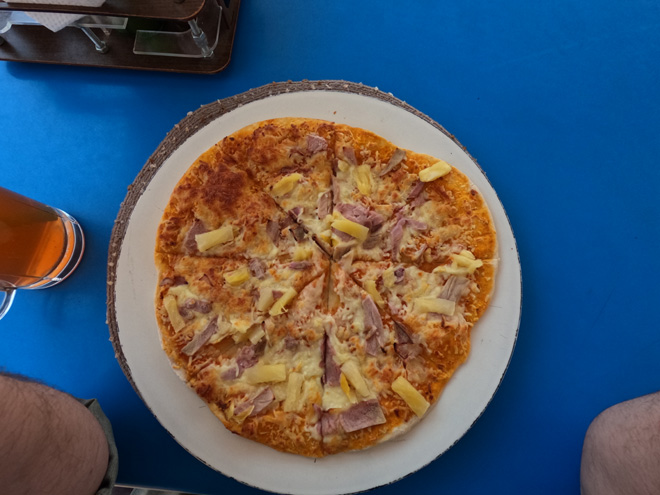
{"left": 6, "top": 0, "right": 106, "bottom": 32}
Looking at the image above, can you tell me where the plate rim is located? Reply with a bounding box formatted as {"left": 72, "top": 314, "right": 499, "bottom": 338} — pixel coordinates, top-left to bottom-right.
{"left": 106, "top": 79, "right": 522, "bottom": 495}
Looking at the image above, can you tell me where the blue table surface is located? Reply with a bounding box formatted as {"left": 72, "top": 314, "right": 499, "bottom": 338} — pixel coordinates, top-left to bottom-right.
{"left": 2, "top": 1, "right": 660, "bottom": 494}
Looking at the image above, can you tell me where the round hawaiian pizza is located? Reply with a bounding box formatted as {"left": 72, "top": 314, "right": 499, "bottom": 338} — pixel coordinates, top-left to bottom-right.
{"left": 154, "top": 117, "right": 497, "bottom": 458}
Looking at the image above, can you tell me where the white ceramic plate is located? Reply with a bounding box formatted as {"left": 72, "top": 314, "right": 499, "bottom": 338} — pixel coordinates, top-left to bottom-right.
{"left": 112, "top": 84, "right": 521, "bottom": 495}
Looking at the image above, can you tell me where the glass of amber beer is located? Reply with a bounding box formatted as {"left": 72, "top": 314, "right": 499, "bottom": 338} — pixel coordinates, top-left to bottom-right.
{"left": 0, "top": 186, "right": 85, "bottom": 319}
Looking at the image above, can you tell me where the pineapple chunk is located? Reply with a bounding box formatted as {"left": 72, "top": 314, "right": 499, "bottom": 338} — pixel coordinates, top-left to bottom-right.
{"left": 163, "top": 294, "right": 186, "bottom": 331}
{"left": 364, "top": 280, "right": 385, "bottom": 307}
{"left": 318, "top": 229, "right": 333, "bottom": 245}
{"left": 382, "top": 267, "right": 396, "bottom": 288}
{"left": 452, "top": 252, "right": 483, "bottom": 273}
{"left": 227, "top": 402, "right": 253, "bottom": 423}
{"left": 432, "top": 264, "right": 469, "bottom": 276}
{"left": 459, "top": 250, "right": 476, "bottom": 260}
{"left": 419, "top": 160, "right": 452, "bottom": 182}
{"left": 392, "top": 376, "right": 430, "bottom": 417}
{"left": 244, "top": 363, "right": 287, "bottom": 384}
{"left": 293, "top": 245, "right": 314, "bottom": 261}
{"left": 272, "top": 173, "right": 303, "bottom": 197}
{"left": 269, "top": 287, "right": 298, "bottom": 316}
{"left": 433, "top": 250, "right": 483, "bottom": 276}
{"left": 195, "top": 225, "right": 234, "bottom": 252}
{"left": 341, "top": 361, "right": 370, "bottom": 398}
{"left": 413, "top": 297, "right": 456, "bottom": 315}
{"left": 322, "top": 385, "right": 352, "bottom": 410}
{"left": 337, "top": 159, "right": 350, "bottom": 172}
{"left": 246, "top": 324, "right": 265, "bottom": 345}
{"left": 332, "top": 217, "right": 369, "bottom": 242}
{"left": 283, "top": 372, "right": 304, "bottom": 412}
{"left": 223, "top": 266, "right": 251, "bottom": 286}
{"left": 354, "top": 164, "right": 373, "bottom": 195}
{"left": 340, "top": 373, "right": 357, "bottom": 403}
{"left": 256, "top": 289, "right": 275, "bottom": 312}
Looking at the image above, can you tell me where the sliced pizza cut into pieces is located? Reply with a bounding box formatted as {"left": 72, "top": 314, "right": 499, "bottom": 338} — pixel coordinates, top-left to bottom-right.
{"left": 319, "top": 264, "right": 439, "bottom": 455}
{"left": 187, "top": 272, "right": 330, "bottom": 458}
{"left": 216, "top": 118, "right": 336, "bottom": 247}
{"left": 154, "top": 252, "right": 328, "bottom": 378}
{"left": 155, "top": 148, "right": 311, "bottom": 261}
{"left": 347, "top": 260, "right": 495, "bottom": 372}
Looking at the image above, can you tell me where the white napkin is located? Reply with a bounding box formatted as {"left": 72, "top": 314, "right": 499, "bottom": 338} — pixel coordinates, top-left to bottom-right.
{"left": 6, "top": 0, "right": 106, "bottom": 32}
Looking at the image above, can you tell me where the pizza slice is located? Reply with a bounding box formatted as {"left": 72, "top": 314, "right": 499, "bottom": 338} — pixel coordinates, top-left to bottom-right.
{"left": 331, "top": 122, "right": 420, "bottom": 206}
{"left": 388, "top": 155, "right": 497, "bottom": 269}
{"left": 216, "top": 118, "right": 336, "bottom": 249}
{"left": 155, "top": 251, "right": 328, "bottom": 377}
{"left": 319, "top": 264, "right": 441, "bottom": 455}
{"left": 187, "top": 272, "right": 330, "bottom": 457}
{"left": 155, "top": 147, "right": 311, "bottom": 261}
{"left": 346, "top": 258, "right": 495, "bottom": 373}
{"left": 329, "top": 123, "right": 496, "bottom": 270}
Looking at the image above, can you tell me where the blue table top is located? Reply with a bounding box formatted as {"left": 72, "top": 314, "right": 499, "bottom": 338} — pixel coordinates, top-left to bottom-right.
{"left": 2, "top": 1, "right": 660, "bottom": 494}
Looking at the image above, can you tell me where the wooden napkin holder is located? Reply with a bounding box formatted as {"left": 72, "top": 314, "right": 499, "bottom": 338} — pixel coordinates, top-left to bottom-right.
{"left": 0, "top": 0, "right": 240, "bottom": 73}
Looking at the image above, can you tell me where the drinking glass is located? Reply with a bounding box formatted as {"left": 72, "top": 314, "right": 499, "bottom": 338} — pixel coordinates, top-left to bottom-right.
{"left": 0, "top": 186, "right": 85, "bottom": 319}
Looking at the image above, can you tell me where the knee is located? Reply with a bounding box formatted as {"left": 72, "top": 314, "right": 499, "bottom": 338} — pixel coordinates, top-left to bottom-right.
{"left": 581, "top": 408, "right": 617, "bottom": 495}
{"left": 580, "top": 393, "right": 660, "bottom": 495}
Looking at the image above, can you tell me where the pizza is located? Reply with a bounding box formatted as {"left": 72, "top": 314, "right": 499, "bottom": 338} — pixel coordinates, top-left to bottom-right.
{"left": 154, "top": 117, "right": 497, "bottom": 457}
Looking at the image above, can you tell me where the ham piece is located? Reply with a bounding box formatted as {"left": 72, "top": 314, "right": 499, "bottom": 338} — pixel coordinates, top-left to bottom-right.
{"left": 323, "top": 336, "right": 342, "bottom": 386}
{"left": 181, "top": 318, "right": 218, "bottom": 356}
{"left": 395, "top": 343, "right": 422, "bottom": 360}
{"left": 248, "top": 388, "right": 275, "bottom": 416}
{"left": 361, "top": 233, "right": 381, "bottom": 250}
{"left": 362, "top": 295, "right": 385, "bottom": 355}
{"left": 342, "top": 146, "right": 358, "bottom": 166}
{"left": 331, "top": 174, "right": 340, "bottom": 201}
{"left": 333, "top": 242, "right": 354, "bottom": 261}
{"left": 394, "top": 322, "right": 423, "bottom": 361}
{"left": 394, "top": 321, "right": 412, "bottom": 343}
{"left": 410, "top": 190, "right": 428, "bottom": 208}
{"left": 339, "top": 399, "right": 386, "bottom": 433}
{"left": 390, "top": 218, "right": 405, "bottom": 261}
{"left": 333, "top": 228, "right": 354, "bottom": 242}
{"left": 439, "top": 276, "right": 470, "bottom": 302}
{"left": 378, "top": 148, "right": 406, "bottom": 176}
{"left": 307, "top": 134, "right": 328, "bottom": 154}
{"left": 159, "top": 275, "right": 187, "bottom": 287}
{"left": 271, "top": 290, "right": 283, "bottom": 300}
{"left": 317, "top": 190, "right": 332, "bottom": 219}
{"left": 248, "top": 258, "right": 267, "bottom": 279}
{"left": 233, "top": 387, "right": 275, "bottom": 417}
{"left": 221, "top": 338, "right": 268, "bottom": 380}
{"left": 336, "top": 203, "right": 385, "bottom": 233}
{"left": 266, "top": 220, "right": 280, "bottom": 244}
{"left": 407, "top": 179, "right": 425, "bottom": 200}
{"left": 289, "top": 261, "right": 313, "bottom": 270}
{"left": 289, "top": 206, "right": 304, "bottom": 221}
{"left": 321, "top": 411, "right": 341, "bottom": 436}
{"left": 183, "top": 219, "right": 208, "bottom": 254}
{"left": 291, "top": 225, "right": 306, "bottom": 242}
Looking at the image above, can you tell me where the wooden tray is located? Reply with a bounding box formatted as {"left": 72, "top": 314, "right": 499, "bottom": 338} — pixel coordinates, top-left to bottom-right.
{"left": 0, "top": 0, "right": 239, "bottom": 74}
